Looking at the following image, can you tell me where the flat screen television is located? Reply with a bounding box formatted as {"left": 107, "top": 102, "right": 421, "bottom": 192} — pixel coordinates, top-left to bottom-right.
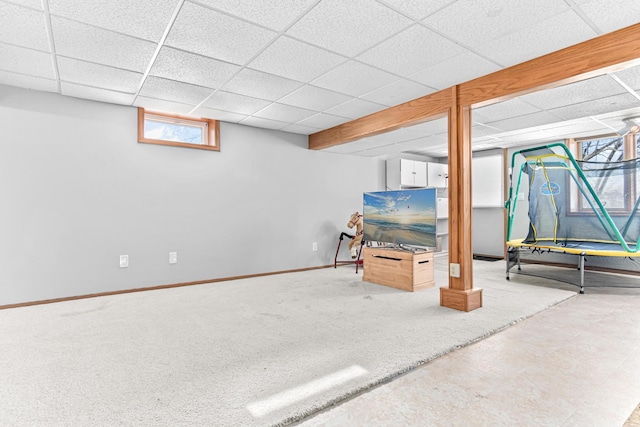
{"left": 363, "top": 188, "right": 437, "bottom": 249}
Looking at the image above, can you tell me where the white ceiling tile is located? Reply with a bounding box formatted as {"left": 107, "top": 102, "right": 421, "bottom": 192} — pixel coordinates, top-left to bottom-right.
{"left": 296, "top": 113, "right": 349, "bottom": 128}
{"left": 191, "top": 106, "right": 248, "bottom": 123}
{"left": 204, "top": 90, "right": 272, "bottom": 115}
{"left": 253, "top": 103, "right": 317, "bottom": 122}
{"left": 0, "top": 2, "right": 49, "bottom": 51}
{"left": 357, "top": 24, "right": 467, "bottom": 76}
{"left": 361, "top": 79, "right": 435, "bottom": 106}
{"left": 475, "top": 10, "right": 598, "bottom": 68}
{"left": 519, "top": 75, "right": 627, "bottom": 110}
{"left": 248, "top": 36, "right": 346, "bottom": 83}
{"left": 324, "top": 98, "right": 387, "bottom": 119}
{"left": 614, "top": 65, "right": 640, "bottom": 92}
{"left": 472, "top": 124, "right": 505, "bottom": 138}
{"left": 51, "top": 16, "right": 156, "bottom": 73}
{"left": 61, "top": 82, "right": 135, "bottom": 105}
{"left": 57, "top": 57, "right": 142, "bottom": 93}
{"left": 424, "top": 0, "right": 570, "bottom": 48}
{"left": 191, "top": 0, "right": 318, "bottom": 31}
{"left": 3, "top": 0, "right": 43, "bottom": 10}
{"left": 378, "top": 0, "right": 458, "bottom": 19}
{"left": 409, "top": 51, "right": 501, "bottom": 90}
{"left": 221, "top": 68, "right": 303, "bottom": 102}
{"left": 281, "top": 123, "right": 322, "bottom": 135}
{"left": 357, "top": 144, "right": 399, "bottom": 157}
{"left": 0, "top": 70, "right": 57, "bottom": 92}
{"left": 139, "top": 76, "right": 213, "bottom": 105}
{"left": 473, "top": 99, "right": 542, "bottom": 123}
{"left": 0, "top": 43, "right": 54, "bottom": 78}
{"left": 49, "top": 0, "right": 177, "bottom": 42}
{"left": 398, "top": 118, "right": 449, "bottom": 138}
{"left": 549, "top": 93, "right": 640, "bottom": 121}
{"left": 578, "top": 0, "right": 640, "bottom": 34}
{"left": 166, "top": 2, "right": 276, "bottom": 65}
{"left": 240, "top": 116, "right": 288, "bottom": 130}
{"left": 150, "top": 47, "right": 241, "bottom": 90}
{"left": 278, "top": 85, "right": 352, "bottom": 111}
{"left": 311, "top": 60, "right": 397, "bottom": 97}
{"left": 486, "top": 111, "right": 562, "bottom": 132}
{"left": 287, "top": 0, "right": 412, "bottom": 57}
{"left": 134, "top": 96, "right": 194, "bottom": 115}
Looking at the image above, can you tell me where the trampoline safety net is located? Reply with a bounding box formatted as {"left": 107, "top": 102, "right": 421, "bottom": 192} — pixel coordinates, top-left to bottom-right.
{"left": 506, "top": 143, "right": 640, "bottom": 253}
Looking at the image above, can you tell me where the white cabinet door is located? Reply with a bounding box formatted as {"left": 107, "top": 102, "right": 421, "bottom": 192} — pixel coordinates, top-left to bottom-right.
{"left": 427, "top": 162, "right": 448, "bottom": 188}
{"left": 400, "top": 159, "right": 415, "bottom": 186}
{"left": 414, "top": 161, "right": 427, "bottom": 187}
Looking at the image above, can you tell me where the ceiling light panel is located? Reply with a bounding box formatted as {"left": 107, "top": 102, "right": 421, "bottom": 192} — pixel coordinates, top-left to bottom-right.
{"left": 192, "top": 0, "right": 318, "bottom": 32}
{"left": 549, "top": 93, "right": 640, "bottom": 121}
{"left": 278, "top": 85, "right": 352, "bottom": 111}
{"left": 287, "top": 0, "right": 412, "bottom": 57}
{"left": 248, "top": 36, "right": 345, "bottom": 83}
{"left": 50, "top": 17, "right": 156, "bottom": 73}
{"left": 61, "top": 82, "right": 135, "bottom": 105}
{"left": 253, "top": 103, "right": 317, "bottom": 122}
{"left": 0, "top": 71, "right": 58, "bottom": 93}
{"left": 409, "top": 51, "right": 501, "bottom": 90}
{"left": 139, "top": 76, "right": 213, "bottom": 105}
{"left": 57, "top": 57, "right": 143, "bottom": 93}
{"left": 324, "top": 98, "right": 388, "bottom": 119}
{"left": 311, "top": 60, "right": 397, "bottom": 97}
{"left": 203, "top": 91, "right": 272, "bottom": 115}
{"left": 361, "top": 79, "right": 434, "bottom": 107}
{"left": 134, "top": 96, "right": 195, "bottom": 115}
{"left": 577, "top": 0, "right": 640, "bottom": 34}
{"left": 357, "top": 24, "right": 467, "bottom": 76}
{"left": 48, "top": 0, "right": 178, "bottom": 42}
{"left": 520, "top": 75, "right": 628, "bottom": 110}
{"left": 150, "top": 47, "right": 241, "bottom": 90}
{"left": 0, "top": 43, "right": 55, "bottom": 78}
{"left": 165, "top": 2, "right": 276, "bottom": 65}
{"left": 424, "top": 0, "right": 570, "bottom": 48}
{"left": 0, "top": 2, "right": 49, "bottom": 51}
{"left": 221, "top": 68, "right": 303, "bottom": 102}
{"left": 475, "top": 10, "right": 597, "bottom": 68}
{"left": 379, "top": 0, "right": 458, "bottom": 20}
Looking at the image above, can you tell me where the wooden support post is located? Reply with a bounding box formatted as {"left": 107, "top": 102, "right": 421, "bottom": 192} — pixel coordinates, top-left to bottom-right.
{"left": 440, "top": 86, "right": 482, "bottom": 312}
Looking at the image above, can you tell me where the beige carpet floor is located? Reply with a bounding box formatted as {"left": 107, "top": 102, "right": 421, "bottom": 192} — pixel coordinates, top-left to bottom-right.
{"left": 0, "top": 257, "right": 576, "bottom": 426}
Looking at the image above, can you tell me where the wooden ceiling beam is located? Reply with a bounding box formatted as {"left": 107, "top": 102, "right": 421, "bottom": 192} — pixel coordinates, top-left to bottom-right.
{"left": 308, "top": 22, "right": 640, "bottom": 150}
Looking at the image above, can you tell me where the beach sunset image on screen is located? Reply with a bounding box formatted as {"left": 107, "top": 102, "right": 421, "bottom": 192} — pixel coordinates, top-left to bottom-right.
{"left": 363, "top": 188, "right": 437, "bottom": 248}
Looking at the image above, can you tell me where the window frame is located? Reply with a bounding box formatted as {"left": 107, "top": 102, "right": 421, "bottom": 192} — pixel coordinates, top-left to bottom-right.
{"left": 137, "top": 108, "right": 220, "bottom": 151}
{"left": 568, "top": 134, "right": 637, "bottom": 216}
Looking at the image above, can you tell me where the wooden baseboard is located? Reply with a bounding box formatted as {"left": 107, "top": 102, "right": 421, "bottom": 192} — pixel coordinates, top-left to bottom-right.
{"left": 0, "top": 264, "right": 336, "bottom": 311}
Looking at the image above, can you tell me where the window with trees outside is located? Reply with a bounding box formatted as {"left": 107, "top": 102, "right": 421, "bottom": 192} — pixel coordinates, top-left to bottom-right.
{"left": 137, "top": 108, "right": 219, "bottom": 151}
{"left": 569, "top": 133, "right": 640, "bottom": 214}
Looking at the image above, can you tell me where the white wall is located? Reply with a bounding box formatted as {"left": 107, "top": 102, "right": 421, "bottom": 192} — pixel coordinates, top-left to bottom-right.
{"left": 471, "top": 149, "right": 505, "bottom": 257}
{"left": 0, "top": 85, "right": 384, "bottom": 305}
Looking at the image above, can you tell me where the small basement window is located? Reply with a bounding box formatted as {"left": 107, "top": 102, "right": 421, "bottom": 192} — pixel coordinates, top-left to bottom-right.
{"left": 137, "top": 108, "right": 219, "bottom": 151}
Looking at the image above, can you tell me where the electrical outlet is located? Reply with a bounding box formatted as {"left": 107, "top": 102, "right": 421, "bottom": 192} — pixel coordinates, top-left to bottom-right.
{"left": 312, "top": 242, "right": 318, "bottom": 251}
{"left": 119, "top": 255, "right": 128, "bottom": 268}
{"left": 169, "top": 252, "right": 177, "bottom": 264}
{"left": 449, "top": 263, "right": 460, "bottom": 278}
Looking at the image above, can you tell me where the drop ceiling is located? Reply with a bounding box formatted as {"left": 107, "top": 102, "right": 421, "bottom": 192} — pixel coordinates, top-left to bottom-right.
{"left": 1, "top": 0, "right": 639, "bottom": 158}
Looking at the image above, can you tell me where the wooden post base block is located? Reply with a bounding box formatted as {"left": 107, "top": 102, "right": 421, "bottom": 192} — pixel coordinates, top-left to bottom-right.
{"left": 440, "top": 287, "right": 483, "bottom": 312}
{"left": 363, "top": 247, "right": 434, "bottom": 292}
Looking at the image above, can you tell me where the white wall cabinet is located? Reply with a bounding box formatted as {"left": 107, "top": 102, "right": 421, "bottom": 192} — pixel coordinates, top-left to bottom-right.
{"left": 386, "top": 158, "right": 427, "bottom": 189}
{"left": 427, "top": 162, "right": 448, "bottom": 188}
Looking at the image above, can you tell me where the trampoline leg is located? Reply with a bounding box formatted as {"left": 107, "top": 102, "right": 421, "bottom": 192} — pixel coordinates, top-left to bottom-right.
{"left": 579, "top": 254, "right": 585, "bottom": 294}
{"left": 517, "top": 249, "right": 521, "bottom": 271}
